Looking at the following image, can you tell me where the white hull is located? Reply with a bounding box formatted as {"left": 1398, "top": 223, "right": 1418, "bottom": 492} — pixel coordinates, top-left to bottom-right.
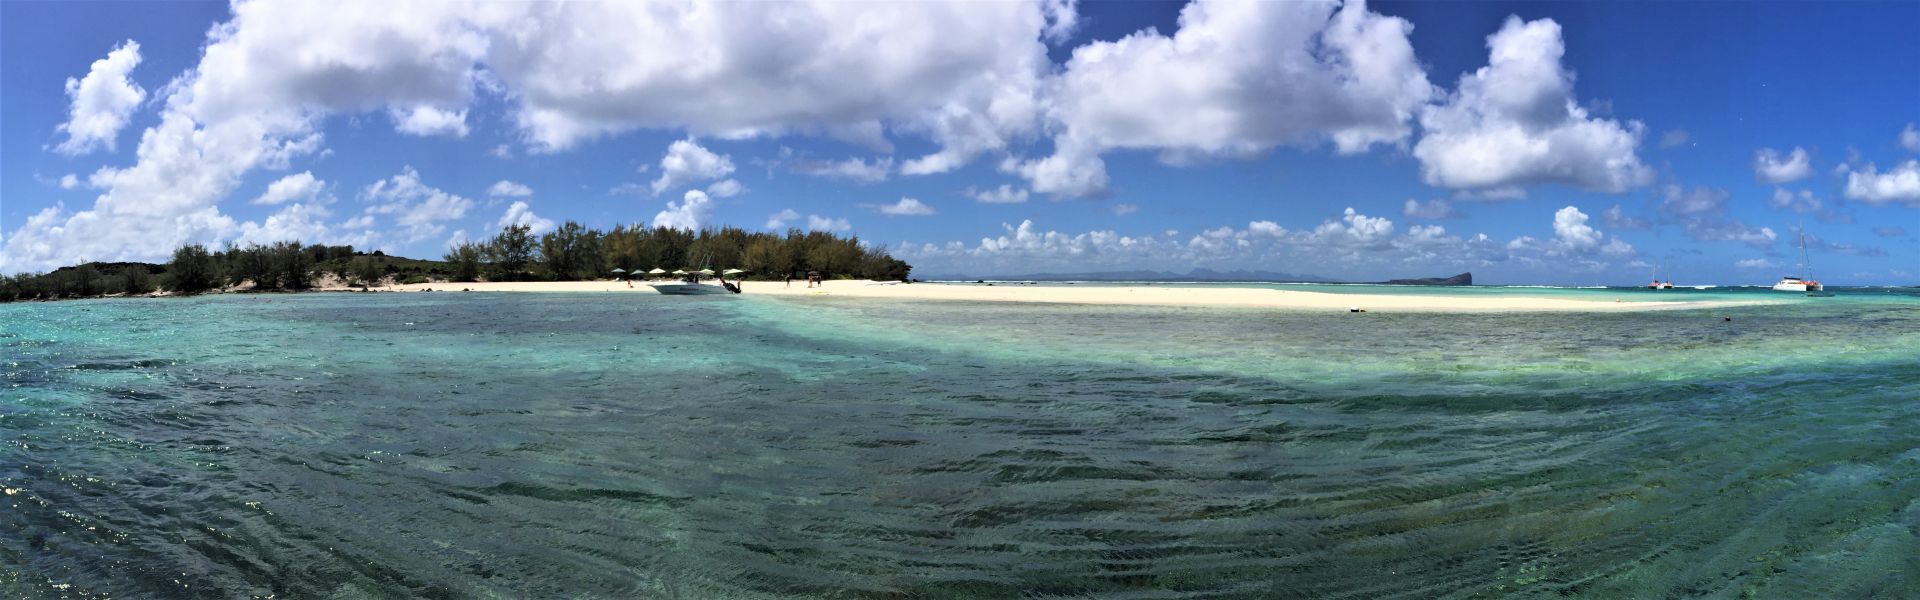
{"left": 649, "top": 283, "right": 732, "bottom": 295}
{"left": 1771, "top": 280, "right": 1822, "bottom": 292}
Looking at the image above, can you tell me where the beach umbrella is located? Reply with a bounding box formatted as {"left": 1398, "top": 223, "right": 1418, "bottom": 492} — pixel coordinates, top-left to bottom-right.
{"left": 698, "top": 268, "right": 715, "bottom": 275}
{"left": 648, "top": 268, "right": 666, "bottom": 274}
{"left": 672, "top": 270, "right": 687, "bottom": 275}
{"left": 610, "top": 268, "right": 627, "bottom": 273}
{"left": 722, "top": 268, "right": 746, "bottom": 275}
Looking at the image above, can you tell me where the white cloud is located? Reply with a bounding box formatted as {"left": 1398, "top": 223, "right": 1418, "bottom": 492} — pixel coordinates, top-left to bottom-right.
{"left": 1752, "top": 146, "right": 1812, "bottom": 184}
{"left": 495, "top": 200, "right": 556, "bottom": 235}
{"left": 794, "top": 157, "right": 891, "bottom": 183}
{"left": 1413, "top": 16, "right": 1651, "bottom": 193}
{"left": 1841, "top": 160, "right": 1920, "bottom": 206}
{"left": 868, "top": 197, "right": 936, "bottom": 216}
{"left": 236, "top": 202, "right": 333, "bottom": 246}
{"left": 2, "top": 1, "right": 483, "bottom": 271}
{"left": 1112, "top": 203, "right": 1139, "bottom": 215}
{"left": 1900, "top": 123, "right": 1919, "bottom": 153}
{"left": 362, "top": 166, "right": 475, "bottom": 241}
{"left": 1601, "top": 204, "right": 1649, "bottom": 229}
{"left": 54, "top": 40, "right": 146, "bottom": 156}
{"left": 969, "top": 184, "right": 1030, "bottom": 204}
{"left": 650, "top": 139, "right": 735, "bottom": 196}
{"left": 1402, "top": 198, "right": 1456, "bottom": 219}
{"left": 59, "top": 174, "right": 81, "bottom": 190}
{"left": 1014, "top": 0, "right": 1434, "bottom": 197}
{"left": 705, "top": 178, "right": 745, "bottom": 198}
{"left": 496, "top": 1, "right": 1062, "bottom": 163}
{"left": 1768, "top": 187, "right": 1823, "bottom": 214}
{"left": 389, "top": 104, "right": 470, "bottom": 137}
{"left": 1247, "top": 220, "right": 1286, "bottom": 237}
{"left": 652, "top": 189, "right": 714, "bottom": 231}
{"left": 1659, "top": 184, "right": 1776, "bottom": 247}
{"left": 1551, "top": 206, "right": 1603, "bottom": 250}
{"left": 892, "top": 210, "right": 1647, "bottom": 278}
{"left": 1658, "top": 129, "right": 1689, "bottom": 149}
{"left": 487, "top": 180, "right": 533, "bottom": 197}
{"left": 1311, "top": 207, "right": 1395, "bottom": 245}
{"left": 1735, "top": 258, "right": 1778, "bottom": 269}
{"left": 252, "top": 171, "right": 325, "bottom": 205}
{"left": 807, "top": 214, "right": 852, "bottom": 232}
{"left": 765, "top": 209, "right": 801, "bottom": 230}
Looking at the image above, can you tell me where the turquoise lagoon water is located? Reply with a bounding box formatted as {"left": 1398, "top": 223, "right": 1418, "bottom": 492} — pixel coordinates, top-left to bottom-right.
{"left": 3, "top": 288, "right": 1918, "bottom": 598}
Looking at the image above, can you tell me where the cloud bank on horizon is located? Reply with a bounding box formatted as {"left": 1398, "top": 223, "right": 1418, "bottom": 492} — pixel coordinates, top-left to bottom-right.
{"left": 2, "top": 0, "right": 1915, "bottom": 283}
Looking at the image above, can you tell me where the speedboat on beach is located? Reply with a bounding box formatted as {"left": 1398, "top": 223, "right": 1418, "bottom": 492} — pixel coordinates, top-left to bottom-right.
{"left": 649, "top": 281, "right": 732, "bottom": 295}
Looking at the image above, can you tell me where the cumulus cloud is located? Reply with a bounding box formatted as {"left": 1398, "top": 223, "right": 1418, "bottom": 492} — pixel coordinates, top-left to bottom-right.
{"left": 494, "top": 1, "right": 1062, "bottom": 160}
{"left": 362, "top": 167, "right": 475, "bottom": 242}
{"left": 59, "top": 174, "right": 81, "bottom": 190}
{"left": 650, "top": 138, "right": 735, "bottom": 196}
{"left": 54, "top": 40, "right": 147, "bottom": 155}
{"left": 867, "top": 197, "right": 936, "bottom": 216}
{"left": 1311, "top": 207, "right": 1396, "bottom": 245}
{"left": 807, "top": 214, "right": 852, "bottom": 232}
{"left": 389, "top": 104, "right": 470, "bottom": 137}
{"left": 1, "top": 1, "right": 487, "bottom": 271}
{"left": 1767, "top": 187, "right": 1823, "bottom": 214}
{"left": 765, "top": 209, "right": 801, "bottom": 230}
{"left": 1413, "top": 16, "right": 1651, "bottom": 193}
{"left": 793, "top": 157, "right": 891, "bottom": 183}
{"left": 652, "top": 189, "right": 714, "bottom": 231}
{"left": 252, "top": 171, "right": 325, "bottom": 205}
{"left": 1841, "top": 160, "right": 1920, "bottom": 206}
{"left": 968, "top": 184, "right": 1030, "bottom": 204}
{"left": 1752, "top": 146, "right": 1812, "bottom": 183}
{"left": 896, "top": 204, "right": 1639, "bottom": 278}
{"left": 705, "top": 179, "right": 745, "bottom": 198}
{"left": 1600, "top": 204, "right": 1649, "bottom": 229}
{"left": 487, "top": 180, "right": 533, "bottom": 197}
{"left": 1402, "top": 198, "right": 1457, "bottom": 219}
{"left": 1112, "top": 203, "right": 1139, "bottom": 215}
{"left": 1659, "top": 184, "right": 1776, "bottom": 247}
{"left": 496, "top": 200, "right": 556, "bottom": 235}
{"left": 1901, "top": 123, "right": 1919, "bottom": 153}
{"left": 1013, "top": 0, "right": 1434, "bottom": 197}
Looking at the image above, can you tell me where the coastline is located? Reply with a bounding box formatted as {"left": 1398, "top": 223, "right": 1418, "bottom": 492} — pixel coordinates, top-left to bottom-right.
{"left": 384, "top": 279, "right": 1770, "bottom": 312}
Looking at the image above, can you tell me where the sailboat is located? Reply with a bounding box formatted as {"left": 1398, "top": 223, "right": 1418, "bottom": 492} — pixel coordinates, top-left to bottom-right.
{"left": 1771, "top": 227, "right": 1824, "bottom": 293}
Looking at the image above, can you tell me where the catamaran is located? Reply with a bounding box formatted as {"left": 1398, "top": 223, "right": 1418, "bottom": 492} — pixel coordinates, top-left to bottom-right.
{"left": 1772, "top": 228, "right": 1823, "bottom": 292}
{"left": 1646, "top": 264, "right": 1673, "bottom": 289}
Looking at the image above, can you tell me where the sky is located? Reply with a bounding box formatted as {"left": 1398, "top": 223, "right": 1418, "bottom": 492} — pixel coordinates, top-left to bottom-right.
{"left": 2, "top": 0, "right": 1916, "bottom": 284}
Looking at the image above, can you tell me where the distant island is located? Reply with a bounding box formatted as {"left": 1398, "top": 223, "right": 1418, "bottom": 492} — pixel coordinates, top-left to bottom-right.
{"left": 1381, "top": 272, "right": 1473, "bottom": 286}
{"left": 927, "top": 268, "right": 1473, "bottom": 286}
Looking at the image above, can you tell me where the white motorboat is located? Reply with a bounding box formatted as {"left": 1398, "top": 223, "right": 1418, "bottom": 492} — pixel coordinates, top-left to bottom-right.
{"left": 648, "top": 281, "right": 733, "bottom": 295}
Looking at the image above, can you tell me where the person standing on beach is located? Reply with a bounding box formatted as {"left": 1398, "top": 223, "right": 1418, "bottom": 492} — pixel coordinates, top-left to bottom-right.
{"left": 785, "top": 273, "right": 792, "bottom": 288}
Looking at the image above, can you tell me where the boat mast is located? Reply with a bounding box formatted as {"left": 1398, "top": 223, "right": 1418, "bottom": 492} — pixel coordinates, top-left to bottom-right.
{"left": 1797, "top": 222, "right": 1810, "bottom": 279}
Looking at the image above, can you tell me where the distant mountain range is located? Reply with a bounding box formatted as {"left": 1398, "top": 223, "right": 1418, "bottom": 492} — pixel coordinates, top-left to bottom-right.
{"left": 922, "top": 268, "right": 1473, "bottom": 285}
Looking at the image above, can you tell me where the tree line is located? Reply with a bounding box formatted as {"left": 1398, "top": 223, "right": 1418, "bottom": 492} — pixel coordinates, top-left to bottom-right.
{"left": 442, "top": 222, "right": 909, "bottom": 283}
{"left": 0, "top": 223, "right": 909, "bottom": 301}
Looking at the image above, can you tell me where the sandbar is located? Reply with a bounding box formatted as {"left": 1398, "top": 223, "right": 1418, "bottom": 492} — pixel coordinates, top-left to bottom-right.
{"left": 386, "top": 279, "right": 1767, "bottom": 312}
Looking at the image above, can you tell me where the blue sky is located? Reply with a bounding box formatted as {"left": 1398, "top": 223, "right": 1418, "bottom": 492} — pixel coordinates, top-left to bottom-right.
{"left": 2, "top": 0, "right": 1915, "bottom": 283}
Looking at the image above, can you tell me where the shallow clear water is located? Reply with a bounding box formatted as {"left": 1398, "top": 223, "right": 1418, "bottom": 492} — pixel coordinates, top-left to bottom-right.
{"left": 3, "top": 290, "right": 1918, "bottom": 598}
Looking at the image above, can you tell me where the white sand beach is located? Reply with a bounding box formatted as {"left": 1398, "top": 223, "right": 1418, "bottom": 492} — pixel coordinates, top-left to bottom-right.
{"left": 385, "top": 279, "right": 1765, "bottom": 312}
